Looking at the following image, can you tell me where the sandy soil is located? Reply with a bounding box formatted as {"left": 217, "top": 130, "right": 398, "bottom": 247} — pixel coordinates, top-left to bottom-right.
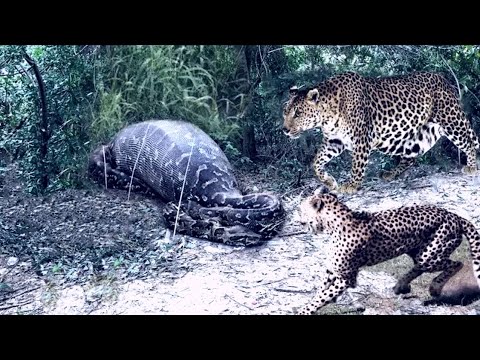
{"left": 1, "top": 161, "right": 480, "bottom": 315}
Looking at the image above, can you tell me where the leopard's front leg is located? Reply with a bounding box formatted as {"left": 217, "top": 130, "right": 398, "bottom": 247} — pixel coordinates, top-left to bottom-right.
{"left": 338, "top": 138, "right": 371, "bottom": 194}
{"left": 297, "top": 274, "right": 350, "bottom": 315}
{"left": 313, "top": 138, "right": 346, "bottom": 191}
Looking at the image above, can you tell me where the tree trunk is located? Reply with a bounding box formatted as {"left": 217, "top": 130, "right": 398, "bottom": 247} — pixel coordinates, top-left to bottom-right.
{"left": 24, "top": 52, "right": 49, "bottom": 191}
{"left": 242, "top": 124, "right": 257, "bottom": 159}
{"left": 236, "top": 45, "right": 288, "bottom": 160}
{"left": 238, "top": 46, "right": 261, "bottom": 160}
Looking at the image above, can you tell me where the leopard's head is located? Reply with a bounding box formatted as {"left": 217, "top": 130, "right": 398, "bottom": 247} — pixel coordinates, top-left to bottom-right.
{"left": 298, "top": 186, "right": 340, "bottom": 234}
{"left": 282, "top": 81, "right": 339, "bottom": 139}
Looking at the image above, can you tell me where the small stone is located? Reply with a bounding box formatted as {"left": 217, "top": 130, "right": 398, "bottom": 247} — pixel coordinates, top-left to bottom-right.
{"left": 7, "top": 257, "right": 18, "bottom": 267}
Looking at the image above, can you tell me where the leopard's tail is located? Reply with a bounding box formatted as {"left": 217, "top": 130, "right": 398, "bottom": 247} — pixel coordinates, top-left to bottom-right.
{"left": 461, "top": 218, "right": 480, "bottom": 290}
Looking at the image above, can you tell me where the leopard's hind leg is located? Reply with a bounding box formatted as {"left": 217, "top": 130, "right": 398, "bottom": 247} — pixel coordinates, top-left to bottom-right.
{"left": 434, "top": 105, "right": 479, "bottom": 174}
{"left": 381, "top": 157, "right": 416, "bottom": 181}
{"left": 394, "top": 222, "right": 463, "bottom": 297}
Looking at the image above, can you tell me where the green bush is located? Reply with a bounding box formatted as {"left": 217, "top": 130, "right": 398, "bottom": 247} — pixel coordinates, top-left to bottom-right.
{"left": 92, "top": 45, "right": 241, "bottom": 148}
{"left": 1, "top": 45, "right": 479, "bottom": 194}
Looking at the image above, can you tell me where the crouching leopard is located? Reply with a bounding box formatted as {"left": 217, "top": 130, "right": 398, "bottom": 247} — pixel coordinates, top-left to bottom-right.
{"left": 295, "top": 187, "right": 480, "bottom": 315}
{"left": 283, "top": 72, "right": 480, "bottom": 193}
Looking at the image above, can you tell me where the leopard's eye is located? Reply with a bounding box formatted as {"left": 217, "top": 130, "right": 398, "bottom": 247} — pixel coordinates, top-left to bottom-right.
{"left": 294, "top": 108, "right": 302, "bottom": 118}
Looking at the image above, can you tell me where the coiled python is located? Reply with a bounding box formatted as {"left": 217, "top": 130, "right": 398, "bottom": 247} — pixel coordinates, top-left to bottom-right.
{"left": 88, "top": 120, "right": 285, "bottom": 246}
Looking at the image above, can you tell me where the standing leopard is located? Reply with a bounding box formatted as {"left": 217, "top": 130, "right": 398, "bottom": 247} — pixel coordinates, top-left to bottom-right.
{"left": 283, "top": 72, "right": 480, "bottom": 193}
{"left": 295, "top": 187, "right": 480, "bottom": 315}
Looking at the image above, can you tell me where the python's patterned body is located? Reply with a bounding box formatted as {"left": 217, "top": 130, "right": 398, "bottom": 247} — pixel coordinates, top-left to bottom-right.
{"left": 88, "top": 120, "right": 284, "bottom": 246}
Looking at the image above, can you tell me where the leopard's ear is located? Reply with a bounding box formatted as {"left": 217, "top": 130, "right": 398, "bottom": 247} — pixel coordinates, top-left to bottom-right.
{"left": 306, "top": 88, "right": 320, "bottom": 104}
{"left": 311, "top": 196, "right": 324, "bottom": 211}
{"left": 289, "top": 86, "right": 298, "bottom": 97}
{"left": 313, "top": 186, "right": 329, "bottom": 196}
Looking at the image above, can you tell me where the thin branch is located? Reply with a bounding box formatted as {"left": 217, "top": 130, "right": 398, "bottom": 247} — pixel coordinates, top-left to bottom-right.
{"left": 0, "top": 286, "right": 40, "bottom": 302}
{"left": 0, "top": 266, "right": 16, "bottom": 281}
{"left": 127, "top": 123, "right": 151, "bottom": 201}
{"left": 74, "top": 45, "right": 89, "bottom": 56}
{"left": 102, "top": 146, "right": 108, "bottom": 190}
{"left": 0, "top": 69, "right": 30, "bottom": 77}
{"left": 274, "top": 287, "right": 314, "bottom": 294}
{"left": 276, "top": 230, "right": 308, "bottom": 237}
{"left": 441, "top": 55, "right": 462, "bottom": 100}
{"left": 465, "top": 85, "right": 480, "bottom": 106}
{"left": 0, "top": 299, "right": 35, "bottom": 311}
{"left": 257, "top": 45, "right": 269, "bottom": 75}
{"left": 15, "top": 64, "right": 35, "bottom": 86}
{"left": 267, "top": 46, "right": 294, "bottom": 54}
{"left": 224, "top": 294, "right": 254, "bottom": 311}
{"left": 172, "top": 140, "right": 195, "bottom": 239}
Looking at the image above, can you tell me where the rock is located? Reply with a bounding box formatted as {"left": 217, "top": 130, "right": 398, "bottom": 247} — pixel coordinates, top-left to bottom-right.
{"left": 435, "top": 262, "right": 480, "bottom": 305}
{"left": 7, "top": 257, "right": 18, "bottom": 267}
{"left": 331, "top": 267, "right": 480, "bottom": 315}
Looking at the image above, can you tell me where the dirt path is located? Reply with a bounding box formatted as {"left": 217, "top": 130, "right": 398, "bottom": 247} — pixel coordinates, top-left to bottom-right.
{"left": 1, "top": 164, "right": 480, "bottom": 315}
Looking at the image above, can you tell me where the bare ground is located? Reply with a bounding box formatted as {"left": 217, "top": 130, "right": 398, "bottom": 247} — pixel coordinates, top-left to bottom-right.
{"left": 1, "top": 160, "right": 480, "bottom": 315}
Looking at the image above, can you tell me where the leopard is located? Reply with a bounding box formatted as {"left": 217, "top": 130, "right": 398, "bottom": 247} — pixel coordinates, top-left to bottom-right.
{"left": 294, "top": 186, "right": 480, "bottom": 315}
{"left": 283, "top": 72, "right": 480, "bottom": 193}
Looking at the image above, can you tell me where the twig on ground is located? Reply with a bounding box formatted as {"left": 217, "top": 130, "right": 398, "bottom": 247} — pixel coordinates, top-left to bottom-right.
{"left": 0, "top": 286, "right": 40, "bottom": 301}
{"left": 224, "top": 294, "right": 254, "bottom": 311}
{"left": 274, "top": 287, "right": 314, "bottom": 294}
{"left": 237, "top": 277, "right": 288, "bottom": 289}
{"left": 0, "top": 266, "right": 17, "bottom": 281}
{"left": 407, "top": 185, "right": 431, "bottom": 190}
{"left": 257, "top": 278, "right": 288, "bottom": 286}
{"left": 0, "top": 299, "right": 35, "bottom": 311}
{"left": 281, "top": 185, "right": 308, "bottom": 198}
{"left": 276, "top": 230, "right": 308, "bottom": 237}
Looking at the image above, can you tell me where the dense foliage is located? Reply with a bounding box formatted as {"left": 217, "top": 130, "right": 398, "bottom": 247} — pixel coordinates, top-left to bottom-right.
{"left": 1, "top": 45, "right": 480, "bottom": 194}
